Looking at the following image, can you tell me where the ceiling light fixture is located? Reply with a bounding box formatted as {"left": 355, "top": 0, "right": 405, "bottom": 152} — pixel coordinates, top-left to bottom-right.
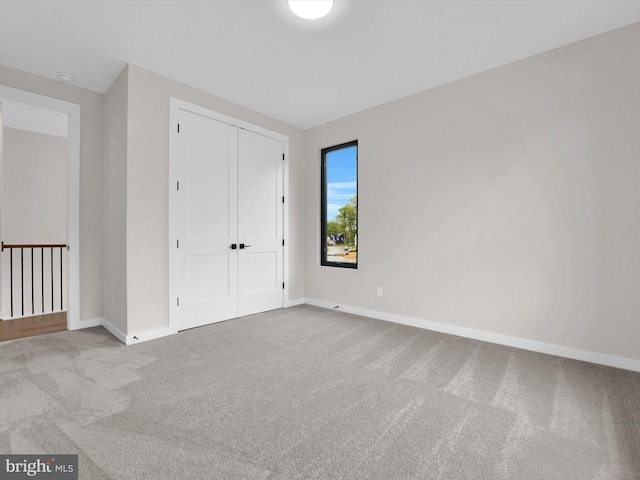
{"left": 288, "top": 0, "right": 334, "bottom": 20}
{"left": 57, "top": 73, "right": 74, "bottom": 83}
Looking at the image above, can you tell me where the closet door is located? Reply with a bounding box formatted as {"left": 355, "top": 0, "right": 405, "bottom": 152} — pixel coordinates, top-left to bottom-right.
{"left": 177, "top": 110, "right": 238, "bottom": 330}
{"left": 237, "top": 129, "right": 284, "bottom": 316}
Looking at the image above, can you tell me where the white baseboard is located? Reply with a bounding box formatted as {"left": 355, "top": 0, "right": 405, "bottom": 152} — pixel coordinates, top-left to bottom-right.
{"left": 285, "top": 297, "right": 306, "bottom": 308}
{"left": 101, "top": 317, "right": 127, "bottom": 344}
{"left": 100, "top": 317, "right": 177, "bottom": 345}
{"left": 125, "top": 326, "right": 177, "bottom": 345}
{"left": 305, "top": 298, "right": 640, "bottom": 373}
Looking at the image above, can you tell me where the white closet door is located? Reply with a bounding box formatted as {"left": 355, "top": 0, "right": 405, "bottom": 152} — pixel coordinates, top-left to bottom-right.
{"left": 177, "top": 109, "right": 238, "bottom": 330}
{"left": 237, "top": 129, "right": 284, "bottom": 316}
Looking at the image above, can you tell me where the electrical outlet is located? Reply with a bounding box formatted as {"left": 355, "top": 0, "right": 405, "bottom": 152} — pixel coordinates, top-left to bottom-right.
{"left": 376, "top": 287, "right": 383, "bottom": 297}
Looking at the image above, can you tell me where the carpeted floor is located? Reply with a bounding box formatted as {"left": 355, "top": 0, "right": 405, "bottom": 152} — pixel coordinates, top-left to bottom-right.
{"left": 1, "top": 305, "right": 639, "bottom": 479}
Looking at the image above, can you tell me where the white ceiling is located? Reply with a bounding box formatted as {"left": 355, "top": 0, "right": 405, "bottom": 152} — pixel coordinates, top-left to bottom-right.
{"left": 1, "top": 1, "right": 640, "bottom": 129}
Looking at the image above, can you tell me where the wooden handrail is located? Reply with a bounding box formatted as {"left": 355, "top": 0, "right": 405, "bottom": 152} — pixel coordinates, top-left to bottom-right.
{"left": 2, "top": 242, "right": 67, "bottom": 252}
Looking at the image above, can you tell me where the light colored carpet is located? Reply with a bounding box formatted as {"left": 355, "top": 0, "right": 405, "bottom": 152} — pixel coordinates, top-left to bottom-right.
{"left": 1, "top": 305, "right": 638, "bottom": 479}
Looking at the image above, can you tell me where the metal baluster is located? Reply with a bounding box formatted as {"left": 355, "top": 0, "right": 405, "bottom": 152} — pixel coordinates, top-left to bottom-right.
{"left": 21, "top": 248, "right": 24, "bottom": 316}
{"left": 60, "top": 247, "right": 63, "bottom": 311}
{"left": 31, "top": 248, "right": 34, "bottom": 315}
{"left": 41, "top": 248, "right": 44, "bottom": 313}
{"left": 2, "top": 243, "right": 67, "bottom": 317}
{"left": 10, "top": 248, "right": 14, "bottom": 317}
{"left": 50, "top": 247, "right": 54, "bottom": 312}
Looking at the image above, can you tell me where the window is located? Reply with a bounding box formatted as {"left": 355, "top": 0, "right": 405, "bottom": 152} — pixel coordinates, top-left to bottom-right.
{"left": 321, "top": 140, "right": 357, "bottom": 268}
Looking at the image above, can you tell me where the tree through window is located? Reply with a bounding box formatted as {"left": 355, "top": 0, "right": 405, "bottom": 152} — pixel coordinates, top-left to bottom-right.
{"left": 321, "top": 140, "right": 357, "bottom": 268}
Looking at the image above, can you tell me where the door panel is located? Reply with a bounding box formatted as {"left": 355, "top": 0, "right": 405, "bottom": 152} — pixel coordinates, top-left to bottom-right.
{"left": 177, "top": 110, "right": 238, "bottom": 330}
{"left": 187, "top": 254, "right": 229, "bottom": 302}
{"left": 187, "top": 149, "right": 230, "bottom": 240}
{"left": 237, "top": 129, "right": 284, "bottom": 316}
{"left": 246, "top": 251, "right": 278, "bottom": 293}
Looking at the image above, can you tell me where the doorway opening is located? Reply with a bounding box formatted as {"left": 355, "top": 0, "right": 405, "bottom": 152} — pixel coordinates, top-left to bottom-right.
{"left": 0, "top": 85, "right": 80, "bottom": 337}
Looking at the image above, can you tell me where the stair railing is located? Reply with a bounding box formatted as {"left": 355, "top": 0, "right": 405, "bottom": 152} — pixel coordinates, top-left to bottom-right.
{"left": 1, "top": 242, "right": 67, "bottom": 318}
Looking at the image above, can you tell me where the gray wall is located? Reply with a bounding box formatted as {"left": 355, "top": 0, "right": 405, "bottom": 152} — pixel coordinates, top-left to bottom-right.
{"left": 124, "top": 65, "right": 306, "bottom": 335}
{"left": 2, "top": 128, "right": 67, "bottom": 243}
{"left": 0, "top": 64, "right": 105, "bottom": 322}
{"left": 103, "top": 66, "right": 129, "bottom": 332}
{"left": 304, "top": 23, "right": 640, "bottom": 361}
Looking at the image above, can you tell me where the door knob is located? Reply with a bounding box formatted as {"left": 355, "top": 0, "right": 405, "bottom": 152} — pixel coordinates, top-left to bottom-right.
{"left": 229, "top": 244, "right": 237, "bottom": 249}
{"left": 239, "top": 244, "right": 252, "bottom": 249}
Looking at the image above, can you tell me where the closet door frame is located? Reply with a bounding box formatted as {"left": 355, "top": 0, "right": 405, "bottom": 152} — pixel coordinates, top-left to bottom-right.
{"left": 168, "top": 97, "right": 290, "bottom": 331}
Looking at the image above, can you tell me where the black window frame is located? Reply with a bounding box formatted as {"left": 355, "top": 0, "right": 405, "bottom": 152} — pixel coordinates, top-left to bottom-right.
{"left": 321, "top": 140, "right": 358, "bottom": 269}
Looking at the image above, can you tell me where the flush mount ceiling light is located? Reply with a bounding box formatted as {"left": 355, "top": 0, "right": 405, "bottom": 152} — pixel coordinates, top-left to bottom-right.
{"left": 57, "top": 73, "right": 74, "bottom": 83}
{"left": 288, "top": 0, "right": 334, "bottom": 20}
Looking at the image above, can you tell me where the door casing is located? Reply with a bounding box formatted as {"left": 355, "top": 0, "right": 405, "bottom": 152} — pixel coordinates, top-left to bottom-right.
{"left": 168, "top": 97, "right": 290, "bottom": 331}
{"left": 0, "top": 85, "right": 81, "bottom": 330}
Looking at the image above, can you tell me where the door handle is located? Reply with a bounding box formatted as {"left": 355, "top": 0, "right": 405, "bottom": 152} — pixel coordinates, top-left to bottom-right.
{"left": 229, "top": 244, "right": 237, "bottom": 250}
{"left": 239, "top": 244, "right": 252, "bottom": 249}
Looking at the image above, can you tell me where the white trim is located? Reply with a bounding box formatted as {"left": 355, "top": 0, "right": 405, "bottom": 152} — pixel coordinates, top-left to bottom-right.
{"left": 305, "top": 298, "right": 640, "bottom": 373}
{"left": 168, "top": 99, "right": 179, "bottom": 332}
{"left": 66, "top": 103, "right": 81, "bottom": 331}
{"left": 283, "top": 135, "right": 291, "bottom": 310}
{"left": 0, "top": 85, "right": 81, "bottom": 331}
{"left": 126, "top": 326, "right": 178, "bottom": 345}
{"left": 0, "top": 102, "right": 3, "bottom": 323}
{"left": 285, "top": 297, "right": 306, "bottom": 307}
{"left": 168, "top": 97, "right": 290, "bottom": 332}
{"left": 170, "top": 99, "right": 290, "bottom": 141}
{"left": 102, "top": 317, "right": 177, "bottom": 345}
{"left": 101, "top": 317, "right": 127, "bottom": 344}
